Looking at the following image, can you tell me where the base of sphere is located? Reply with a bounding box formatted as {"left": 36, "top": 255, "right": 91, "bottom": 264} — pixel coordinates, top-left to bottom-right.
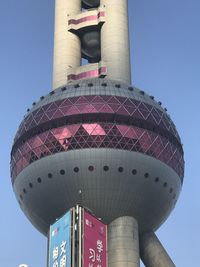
{"left": 13, "top": 148, "right": 181, "bottom": 235}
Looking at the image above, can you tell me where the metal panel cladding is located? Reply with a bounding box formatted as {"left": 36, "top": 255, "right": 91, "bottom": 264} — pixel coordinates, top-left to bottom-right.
{"left": 83, "top": 210, "right": 107, "bottom": 267}
{"left": 48, "top": 211, "right": 71, "bottom": 267}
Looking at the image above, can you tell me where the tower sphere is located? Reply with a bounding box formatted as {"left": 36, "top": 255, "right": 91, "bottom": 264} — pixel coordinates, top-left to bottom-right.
{"left": 11, "top": 78, "right": 184, "bottom": 235}
{"left": 82, "top": 0, "right": 100, "bottom": 8}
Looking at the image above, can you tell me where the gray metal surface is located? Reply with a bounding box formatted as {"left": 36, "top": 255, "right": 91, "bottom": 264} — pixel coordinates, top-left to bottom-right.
{"left": 140, "top": 231, "right": 176, "bottom": 267}
{"left": 26, "top": 78, "right": 168, "bottom": 115}
{"left": 13, "top": 148, "right": 181, "bottom": 235}
{"left": 108, "top": 216, "right": 140, "bottom": 267}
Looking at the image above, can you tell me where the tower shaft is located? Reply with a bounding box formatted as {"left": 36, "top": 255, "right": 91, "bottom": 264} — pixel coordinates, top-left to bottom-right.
{"left": 53, "top": 0, "right": 81, "bottom": 89}
{"left": 101, "top": 0, "right": 131, "bottom": 84}
{"left": 53, "top": 0, "right": 131, "bottom": 89}
{"left": 140, "top": 232, "right": 176, "bottom": 267}
{"left": 108, "top": 217, "right": 140, "bottom": 267}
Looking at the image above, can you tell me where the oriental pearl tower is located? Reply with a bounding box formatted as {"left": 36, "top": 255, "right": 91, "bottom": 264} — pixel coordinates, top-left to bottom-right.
{"left": 11, "top": 1, "right": 184, "bottom": 266}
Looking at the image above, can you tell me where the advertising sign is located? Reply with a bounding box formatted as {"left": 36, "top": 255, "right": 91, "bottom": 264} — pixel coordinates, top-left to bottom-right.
{"left": 83, "top": 211, "right": 107, "bottom": 267}
{"left": 48, "top": 211, "right": 71, "bottom": 267}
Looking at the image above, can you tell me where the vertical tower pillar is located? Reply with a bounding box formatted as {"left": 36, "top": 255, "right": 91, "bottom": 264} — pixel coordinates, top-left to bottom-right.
{"left": 108, "top": 217, "right": 140, "bottom": 267}
{"left": 101, "top": 0, "right": 131, "bottom": 84}
{"left": 53, "top": 0, "right": 81, "bottom": 89}
{"left": 140, "top": 232, "right": 176, "bottom": 267}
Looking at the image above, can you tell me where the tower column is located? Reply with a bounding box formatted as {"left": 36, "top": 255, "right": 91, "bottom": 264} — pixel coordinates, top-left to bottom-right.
{"left": 140, "top": 231, "right": 176, "bottom": 267}
{"left": 100, "top": 0, "right": 131, "bottom": 84}
{"left": 108, "top": 216, "right": 140, "bottom": 267}
{"left": 53, "top": 0, "right": 81, "bottom": 89}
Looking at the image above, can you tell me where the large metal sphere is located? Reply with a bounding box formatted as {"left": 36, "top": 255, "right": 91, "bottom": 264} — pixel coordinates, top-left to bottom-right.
{"left": 11, "top": 78, "right": 184, "bottom": 235}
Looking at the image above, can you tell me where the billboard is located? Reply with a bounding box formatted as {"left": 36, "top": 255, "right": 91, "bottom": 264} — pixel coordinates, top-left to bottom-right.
{"left": 48, "top": 211, "right": 71, "bottom": 267}
{"left": 83, "top": 211, "right": 107, "bottom": 267}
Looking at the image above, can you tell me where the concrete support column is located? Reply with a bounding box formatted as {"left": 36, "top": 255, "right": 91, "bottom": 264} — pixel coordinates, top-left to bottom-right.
{"left": 108, "top": 216, "right": 140, "bottom": 267}
{"left": 53, "top": 0, "right": 81, "bottom": 89}
{"left": 140, "top": 231, "right": 176, "bottom": 267}
{"left": 100, "top": 0, "right": 131, "bottom": 84}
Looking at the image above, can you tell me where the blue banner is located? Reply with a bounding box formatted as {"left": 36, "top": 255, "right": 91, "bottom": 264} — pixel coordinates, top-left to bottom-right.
{"left": 48, "top": 211, "right": 71, "bottom": 267}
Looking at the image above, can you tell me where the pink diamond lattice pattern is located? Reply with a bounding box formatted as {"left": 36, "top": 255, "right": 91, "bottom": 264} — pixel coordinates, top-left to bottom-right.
{"left": 11, "top": 123, "right": 184, "bottom": 183}
{"left": 15, "top": 96, "right": 180, "bottom": 142}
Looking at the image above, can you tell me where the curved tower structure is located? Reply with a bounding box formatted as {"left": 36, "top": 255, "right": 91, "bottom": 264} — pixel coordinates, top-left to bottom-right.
{"left": 11, "top": 1, "right": 184, "bottom": 266}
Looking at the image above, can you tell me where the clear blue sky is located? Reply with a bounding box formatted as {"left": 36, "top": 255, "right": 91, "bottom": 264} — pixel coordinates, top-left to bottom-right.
{"left": 0, "top": 0, "right": 199, "bottom": 266}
